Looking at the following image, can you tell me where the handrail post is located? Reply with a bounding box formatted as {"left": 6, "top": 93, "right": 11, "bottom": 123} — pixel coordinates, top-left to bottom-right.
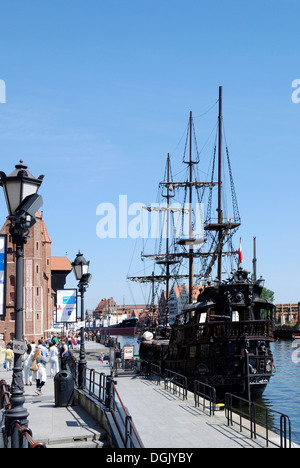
{"left": 105, "top": 377, "right": 114, "bottom": 410}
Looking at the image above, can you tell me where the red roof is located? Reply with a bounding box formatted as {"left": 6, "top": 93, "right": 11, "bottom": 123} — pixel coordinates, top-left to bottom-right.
{"left": 51, "top": 257, "right": 72, "bottom": 271}
{"left": 41, "top": 220, "right": 52, "bottom": 243}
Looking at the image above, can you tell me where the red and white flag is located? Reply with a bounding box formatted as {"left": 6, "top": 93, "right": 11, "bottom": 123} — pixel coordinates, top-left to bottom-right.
{"left": 238, "top": 238, "right": 243, "bottom": 264}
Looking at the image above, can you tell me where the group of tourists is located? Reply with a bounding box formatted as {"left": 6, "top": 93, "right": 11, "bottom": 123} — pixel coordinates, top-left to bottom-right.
{"left": 1, "top": 336, "right": 70, "bottom": 396}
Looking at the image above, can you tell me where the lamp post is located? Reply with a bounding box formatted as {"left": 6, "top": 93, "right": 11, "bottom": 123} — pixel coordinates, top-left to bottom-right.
{"left": 72, "top": 252, "right": 92, "bottom": 389}
{"left": 0, "top": 160, "right": 44, "bottom": 438}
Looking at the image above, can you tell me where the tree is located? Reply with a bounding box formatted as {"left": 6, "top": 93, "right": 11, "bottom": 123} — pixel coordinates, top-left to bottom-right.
{"left": 261, "top": 287, "right": 275, "bottom": 303}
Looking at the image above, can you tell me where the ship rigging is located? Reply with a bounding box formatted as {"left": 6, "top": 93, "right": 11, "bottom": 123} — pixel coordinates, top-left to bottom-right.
{"left": 128, "top": 87, "right": 275, "bottom": 400}
{"left": 128, "top": 86, "right": 241, "bottom": 324}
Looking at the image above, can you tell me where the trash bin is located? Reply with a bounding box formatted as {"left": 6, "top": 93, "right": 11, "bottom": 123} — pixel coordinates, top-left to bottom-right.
{"left": 54, "top": 371, "right": 74, "bottom": 407}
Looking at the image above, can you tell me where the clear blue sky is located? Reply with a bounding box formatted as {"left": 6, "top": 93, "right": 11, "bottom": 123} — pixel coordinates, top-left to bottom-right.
{"left": 0, "top": 0, "right": 299, "bottom": 308}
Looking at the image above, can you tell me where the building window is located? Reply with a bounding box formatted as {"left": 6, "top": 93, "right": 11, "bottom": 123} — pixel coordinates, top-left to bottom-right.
{"left": 36, "top": 265, "right": 39, "bottom": 274}
{"left": 37, "top": 288, "right": 39, "bottom": 297}
{"left": 36, "top": 242, "right": 39, "bottom": 250}
{"left": 10, "top": 292, "right": 14, "bottom": 302}
{"left": 10, "top": 276, "right": 15, "bottom": 287}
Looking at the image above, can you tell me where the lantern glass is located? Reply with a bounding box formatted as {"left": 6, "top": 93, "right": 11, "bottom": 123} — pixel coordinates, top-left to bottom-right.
{"left": 0, "top": 161, "right": 44, "bottom": 216}
{"left": 72, "top": 252, "right": 90, "bottom": 281}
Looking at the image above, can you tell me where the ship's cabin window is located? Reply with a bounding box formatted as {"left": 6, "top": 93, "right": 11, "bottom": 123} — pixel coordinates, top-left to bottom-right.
{"left": 199, "top": 312, "right": 207, "bottom": 324}
{"left": 209, "top": 309, "right": 216, "bottom": 321}
{"left": 253, "top": 304, "right": 274, "bottom": 321}
{"left": 232, "top": 310, "right": 239, "bottom": 322}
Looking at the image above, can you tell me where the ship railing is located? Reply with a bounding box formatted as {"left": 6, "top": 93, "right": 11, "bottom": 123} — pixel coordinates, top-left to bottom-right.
{"left": 164, "top": 369, "right": 188, "bottom": 400}
{"left": 225, "top": 393, "right": 292, "bottom": 448}
{"left": 187, "top": 320, "right": 273, "bottom": 341}
{"left": 0, "top": 380, "right": 47, "bottom": 449}
{"left": 194, "top": 380, "right": 217, "bottom": 416}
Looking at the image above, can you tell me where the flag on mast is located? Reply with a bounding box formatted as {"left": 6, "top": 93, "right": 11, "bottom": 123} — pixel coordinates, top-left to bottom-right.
{"left": 238, "top": 238, "right": 243, "bottom": 264}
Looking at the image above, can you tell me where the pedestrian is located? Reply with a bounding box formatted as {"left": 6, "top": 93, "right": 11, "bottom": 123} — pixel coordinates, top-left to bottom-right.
{"left": 67, "top": 335, "right": 72, "bottom": 349}
{"left": 51, "top": 336, "right": 58, "bottom": 346}
{"left": 49, "top": 342, "right": 59, "bottom": 377}
{"left": 31, "top": 347, "right": 48, "bottom": 395}
{"left": 23, "top": 340, "right": 36, "bottom": 386}
{"left": 100, "top": 352, "right": 104, "bottom": 364}
{"left": 37, "top": 339, "right": 49, "bottom": 359}
{"left": 60, "top": 338, "right": 69, "bottom": 370}
{"left": 5, "top": 345, "right": 14, "bottom": 371}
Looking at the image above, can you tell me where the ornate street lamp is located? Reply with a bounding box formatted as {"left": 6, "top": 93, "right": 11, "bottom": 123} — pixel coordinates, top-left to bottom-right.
{"left": 72, "top": 252, "right": 92, "bottom": 389}
{"left": 0, "top": 160, "right": 44, "bottom": 217}
{"left": 0, "top": 160, "right": 44, "bottom": 438}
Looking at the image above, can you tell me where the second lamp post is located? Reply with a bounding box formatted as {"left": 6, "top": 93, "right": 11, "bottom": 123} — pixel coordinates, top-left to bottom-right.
{"left": 72, "top": 252, "right": 92, "bottom": 389}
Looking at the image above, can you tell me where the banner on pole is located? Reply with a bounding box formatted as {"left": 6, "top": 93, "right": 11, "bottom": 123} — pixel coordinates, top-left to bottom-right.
{"left": 56, "top": 289, "right": 77, "bottom": 323}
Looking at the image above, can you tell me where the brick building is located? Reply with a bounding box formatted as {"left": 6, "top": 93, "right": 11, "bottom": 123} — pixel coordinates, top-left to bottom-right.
{"left": 275, "top": 303, "right": 300, "bottom": 325}
{"left": 0, "top": 213, "right": 71, "bottom": 343}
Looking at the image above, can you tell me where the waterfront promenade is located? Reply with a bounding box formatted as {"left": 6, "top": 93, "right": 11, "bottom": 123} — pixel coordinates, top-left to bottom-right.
{"left": 0, "top": 344, "right": 108, "bottom": 448}
{"left": 0, "top": 342, "right": 297, "bottom": 448}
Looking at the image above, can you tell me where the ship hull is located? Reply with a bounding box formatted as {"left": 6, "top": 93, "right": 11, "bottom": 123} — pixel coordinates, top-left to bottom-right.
{"left": 140, "top": 328, "right": 274, "bottom": 401}
{"left": 102, "top": 326, "right": 136, "bottom": 336}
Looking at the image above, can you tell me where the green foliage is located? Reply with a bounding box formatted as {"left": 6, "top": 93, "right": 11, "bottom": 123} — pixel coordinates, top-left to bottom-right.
{"left": 261, "top": 287, "right": 275, "bottom": 303}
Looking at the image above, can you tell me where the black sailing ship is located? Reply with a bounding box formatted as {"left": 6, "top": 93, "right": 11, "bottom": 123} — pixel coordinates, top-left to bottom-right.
{"left": 128, "top": 87, "right": 275, "bottom": 400}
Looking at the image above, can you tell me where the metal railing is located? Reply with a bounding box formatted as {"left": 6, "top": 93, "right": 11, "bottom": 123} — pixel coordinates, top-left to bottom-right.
{"left": 10, "top": 422, "right": 47, "bottom": 449}
{"left": 111, "top": 358, "right": 149, "bottom": 378}
{"left": 147, "top": 364, "right": 188, "bottom": 401}
{"left": 0, "top": 380, "right": 47, "bottom": 449}
{"left": 68, "top": 353, "right": 293, "bottom": 449}
{"left": 149, "top": 363, "right": 162, "bottom": 385}
{"left": 164, "top": 369, "right": 188, "bottom": 400}
{"left": 194, "top": 380, "right": 217, "bottom": 416}
{"left": 225, "top": 393, "right": 292, "bottom": 448}
{"left": 68, "top": 354, "right": 144, "bottom": 448}
{"left": 106, "top": 379, "right": 144, "bottom": 448}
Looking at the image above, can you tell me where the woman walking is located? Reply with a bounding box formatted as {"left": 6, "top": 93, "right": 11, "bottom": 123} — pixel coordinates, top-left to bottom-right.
{"left": 31, "top": 347, "right": 48, "bottom": 395}
{"left": 50, "top": 342, "right": 59, "bottom": 377}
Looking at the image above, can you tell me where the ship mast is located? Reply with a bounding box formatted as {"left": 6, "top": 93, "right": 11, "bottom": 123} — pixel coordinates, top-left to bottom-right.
{"left": 188, "top": 112, "right": 195, "bottom": 302}
{"left": 128, "top": 87, "right": 241, "bottom": 321}
{"left": 204, "top": 86, "right": 241, "bottom": 280}
{"left": 162, "top": 153, "right": 171, "bottom": 324}
{"left": 217, "top": 86, "right": 223, "bottom": 281}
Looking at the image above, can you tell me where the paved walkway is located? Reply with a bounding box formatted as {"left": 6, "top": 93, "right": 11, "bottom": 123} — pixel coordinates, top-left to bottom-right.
{"left": 0, "top": 344, "right": 108, "bottom": 448}
{"left": 72, "top": 344, "right": 287, "bottom": 448}
{"left": 0, "top": 342, "right": 297, "bottom": 448}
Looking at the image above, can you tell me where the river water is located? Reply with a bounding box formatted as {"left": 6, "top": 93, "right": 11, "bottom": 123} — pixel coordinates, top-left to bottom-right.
{"left": 116, "top": 335, "right": 300, "bottom": 444}
{"left": 260, "top": 340, "right": 300, "bottom": 444}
